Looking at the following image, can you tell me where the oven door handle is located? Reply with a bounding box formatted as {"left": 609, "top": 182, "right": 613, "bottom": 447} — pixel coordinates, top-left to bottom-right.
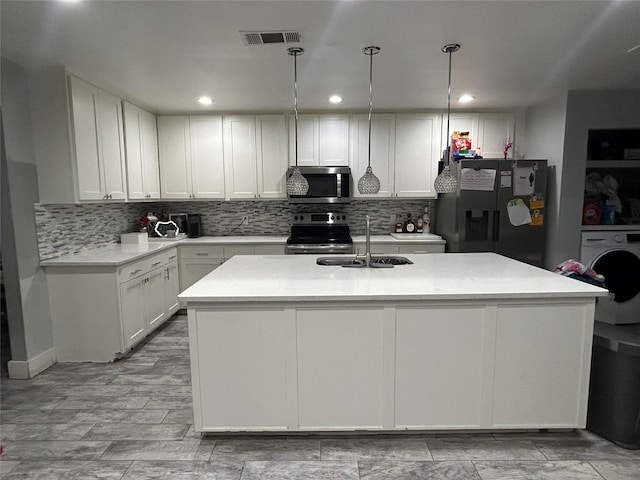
{"left": 286, "top": 244, "right": 353, "bottom": 254}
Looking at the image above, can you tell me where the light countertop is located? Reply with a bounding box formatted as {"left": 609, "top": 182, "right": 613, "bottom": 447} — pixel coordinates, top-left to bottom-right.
{"left": 40, "top": 242, "right": 179, "bottom": 268}
{"left": 179, "top": 252, "right": 608, "bottom": 303}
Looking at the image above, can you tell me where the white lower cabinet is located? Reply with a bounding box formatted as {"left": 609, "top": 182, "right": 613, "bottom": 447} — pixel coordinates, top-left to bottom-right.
{"left": 188, "top": 300, "right": 594, "bottom": 432}
{"left": 296, "top": 308, "right": 386, "bottom": 429}
{"left": 178, "top": 244, "right": 285, "bottom": 292}
{"left": 48, "top": 247, "right": 180, "bottom": 362}
{"left": 353, "top": 241, "right": 445, "bottom": 255}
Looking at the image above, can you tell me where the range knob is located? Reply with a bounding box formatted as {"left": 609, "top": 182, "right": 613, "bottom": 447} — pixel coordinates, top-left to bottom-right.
{"left": 613, "top": 234, "right": 624, "bottom": 243}
{"left": 331, "top": 215, "right": 335, "bottom": 220}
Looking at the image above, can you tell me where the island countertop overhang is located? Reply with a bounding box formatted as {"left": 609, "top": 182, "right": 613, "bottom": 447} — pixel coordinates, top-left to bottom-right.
{"left": 178, "top": 252, "right": 609, "bottom": 303}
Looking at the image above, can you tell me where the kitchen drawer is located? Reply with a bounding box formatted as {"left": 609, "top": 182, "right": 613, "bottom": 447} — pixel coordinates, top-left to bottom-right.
{"left": 224, "top": 245, "right": 255, "bottom": 259}
{"left": 254, "top": 245, "right": 285, "bottom": 255}
{"left": 398, "top": 244, "right": 444, "bottom": 254}
{"left": 180, "top": 245, "right": 225, "bottom": 259}
{"left": 119, "top": 257, "right": 154, "bottom": 282}
{"left": 155, "top": 247, "right": 178, "bottom": 265}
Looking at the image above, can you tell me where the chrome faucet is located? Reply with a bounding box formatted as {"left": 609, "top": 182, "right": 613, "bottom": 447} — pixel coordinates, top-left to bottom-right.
{"left": 356, "top": 214, "right": 372, "bottom": 267}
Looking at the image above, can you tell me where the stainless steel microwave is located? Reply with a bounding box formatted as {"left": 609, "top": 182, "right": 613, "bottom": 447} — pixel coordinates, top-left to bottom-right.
{"left": 287, "top": 166, "right": 352, "bottom": 204}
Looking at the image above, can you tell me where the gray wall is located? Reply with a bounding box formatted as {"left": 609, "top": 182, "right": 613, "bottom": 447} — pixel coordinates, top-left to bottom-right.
{"left": 523, "top": 89, "right": 640, "bottom": 269}
{"left": 523, "top": 93, "right": 568, "bottom": 269}
{"left": 1, "top": 58, "right": 54, "bottom": 373}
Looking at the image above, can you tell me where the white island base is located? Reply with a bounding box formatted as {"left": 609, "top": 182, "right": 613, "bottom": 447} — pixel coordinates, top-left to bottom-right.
{"left": 180, "top": 253, "right": 608, "bottom": 433}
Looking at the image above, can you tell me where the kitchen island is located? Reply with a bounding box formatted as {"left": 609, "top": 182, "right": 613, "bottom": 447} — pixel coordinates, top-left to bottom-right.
{"left": 179, "top": 252, "right": 608, "bottom": 433}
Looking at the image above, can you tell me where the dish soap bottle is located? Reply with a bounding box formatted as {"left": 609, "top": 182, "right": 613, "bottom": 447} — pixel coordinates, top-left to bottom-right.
{"left": 404, "top": 213, "right": 416, "bottom": 233}
{"left": 422, "top": 206, "right": 431, "bottom": 233}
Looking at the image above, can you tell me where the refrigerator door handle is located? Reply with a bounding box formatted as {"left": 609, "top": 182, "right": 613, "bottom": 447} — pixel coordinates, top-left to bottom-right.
{"left": 493, "top": 210, "right": 500, "bottom": 241}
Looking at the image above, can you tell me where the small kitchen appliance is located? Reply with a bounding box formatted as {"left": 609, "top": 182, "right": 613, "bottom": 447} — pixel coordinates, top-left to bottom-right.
{"left": 286, "top": 212, "right": 353, "bottom": 254}
{"left": 187, "top": 214, "right": 203, "bottom": 238}
{"left": 286, "top": 167, "right": 352, "bottom": 204}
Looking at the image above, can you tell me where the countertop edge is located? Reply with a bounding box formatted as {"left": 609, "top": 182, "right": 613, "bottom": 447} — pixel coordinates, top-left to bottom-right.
{"left": 178, "top": 292, "right": 607, "bottom": 303}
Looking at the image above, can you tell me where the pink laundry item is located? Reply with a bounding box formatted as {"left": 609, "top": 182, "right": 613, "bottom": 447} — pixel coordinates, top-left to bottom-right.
{"left": 554, "top": 259, "right": 605, "bottom": 282}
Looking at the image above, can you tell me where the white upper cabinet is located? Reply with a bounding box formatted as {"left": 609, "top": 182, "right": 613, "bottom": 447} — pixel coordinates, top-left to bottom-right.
{"left": 68, "top": 75, "right": 127, "bottom": 201}
{"left": 394, "top": 113, "right": 442, "bottom": 198}
{"left": 225, "top": 115, "right": 288, "bottom": 199}
{"left": 289, "top": 114, "right": 349, "bottom": 167}
{"left": 256, "top": 115, "right": 288, "bottom": 198}
{"left": 123, "top": 101, "right": 160, "bottom": 200}
{"left": 190, "top": 116, "right": 225, "bottom": 198}
{"left": 477, "top": 113, "right": 515, "bottom": 159}
{"left": 224, "top": 115, "right": 258, "bottom": 199}
{"left": 350, "top": 114, "right": 396, "bottom": 198}
{"left": 158, "top": 116, "right": 191, "bottom": 198}
{"left": 157, "top": 115, "right": 225, "bottom": 199}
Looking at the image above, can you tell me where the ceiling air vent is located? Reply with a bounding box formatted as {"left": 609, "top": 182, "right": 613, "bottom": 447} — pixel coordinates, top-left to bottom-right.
{"left": 241, "top": 31, "right": 301, "bottom": 46}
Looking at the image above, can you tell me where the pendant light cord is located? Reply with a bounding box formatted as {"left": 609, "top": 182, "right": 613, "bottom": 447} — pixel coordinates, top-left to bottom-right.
{"left": 367, "top": 49, "right": 373, "bottom": 169}
{"left": 442, "top": 43, "right": 460, "bottom": 168}
{"left": 446, "top": 49, "right": 452, "bottom": 168}
{"left": 363, "top": 46, "right": 380, "bottom": 170}
{"left": 288, "top": 47, "right": 304, "bottom": 167}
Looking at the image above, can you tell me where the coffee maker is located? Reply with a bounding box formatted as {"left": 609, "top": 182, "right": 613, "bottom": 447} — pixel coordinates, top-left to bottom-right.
{"left": 187, "top": 214, "right": 203, "bottom": 238}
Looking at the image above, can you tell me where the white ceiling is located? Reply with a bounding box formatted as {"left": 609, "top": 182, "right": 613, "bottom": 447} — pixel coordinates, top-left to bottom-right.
{"left": 2, "top": 0, "right": 639, "bottom": 114}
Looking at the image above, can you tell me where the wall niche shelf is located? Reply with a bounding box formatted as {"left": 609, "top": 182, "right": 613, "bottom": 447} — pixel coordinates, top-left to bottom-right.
{"left": 586, "top": 160, "right": 640, "bottom": 169}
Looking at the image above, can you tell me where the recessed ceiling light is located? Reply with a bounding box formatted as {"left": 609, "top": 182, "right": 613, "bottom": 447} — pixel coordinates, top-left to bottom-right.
{"left": 329, "top": 95, "right": 343, "bottom": 104}
{"left": 198, "top": 96, "right": 213, "bottom": 106}
{"left": 458, "top": 94, "right": 475, "bottom": 103}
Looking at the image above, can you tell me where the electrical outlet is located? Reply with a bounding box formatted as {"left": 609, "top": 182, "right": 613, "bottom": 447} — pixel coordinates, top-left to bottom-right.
{"left": 242, "top": 215, "right": 249, "bottom": 224}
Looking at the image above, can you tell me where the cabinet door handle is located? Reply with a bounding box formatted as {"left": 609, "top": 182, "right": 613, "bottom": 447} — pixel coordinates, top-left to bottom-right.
{"left": 165, "top": 267, "right": 170, "bottom": 280}
{"left": 195, "top": 253, "right": 208, "bottom": 256}
{"left": 151, "top": 261, "right": 162, "bottom": 267}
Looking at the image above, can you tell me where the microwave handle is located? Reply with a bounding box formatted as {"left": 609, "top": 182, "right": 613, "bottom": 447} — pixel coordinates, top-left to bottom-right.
{"left": 336, "top": 174, "right": 342, "bottom": 198}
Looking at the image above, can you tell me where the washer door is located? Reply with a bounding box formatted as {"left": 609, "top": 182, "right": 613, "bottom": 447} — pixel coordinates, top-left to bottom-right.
{"left": 593, "top": 250, "right": 640, "bottom": 303}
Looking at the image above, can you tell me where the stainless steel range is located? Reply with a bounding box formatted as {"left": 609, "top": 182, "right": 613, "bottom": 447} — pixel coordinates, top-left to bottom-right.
{"left": 286, "top": 212, "right": 353, "bottom": 255}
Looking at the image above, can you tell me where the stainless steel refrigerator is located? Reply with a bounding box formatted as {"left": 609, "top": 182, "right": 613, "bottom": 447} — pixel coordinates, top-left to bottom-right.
{"left": 435, "top": 159, "right": 548, "bottom": 267}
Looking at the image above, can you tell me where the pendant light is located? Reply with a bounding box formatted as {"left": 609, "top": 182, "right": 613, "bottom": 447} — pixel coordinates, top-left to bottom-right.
{"left": 434, "top": 43, "right": 461, "bottom": 194}
{"left": 286, "top": 47, "right": 309, "bottom": 196}
{"left": 357, "top": 45, "right": 381, "bottom": 194}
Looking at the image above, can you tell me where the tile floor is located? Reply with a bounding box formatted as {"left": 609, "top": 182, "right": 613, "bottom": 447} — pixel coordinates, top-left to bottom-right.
{"left": 1, "top": 314, "right": 638, "bottom": 479}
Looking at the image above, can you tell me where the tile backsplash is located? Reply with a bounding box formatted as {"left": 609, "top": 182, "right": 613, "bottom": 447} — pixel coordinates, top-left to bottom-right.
{"left": 35, "top": 199, "right": 434, "bottom": 260}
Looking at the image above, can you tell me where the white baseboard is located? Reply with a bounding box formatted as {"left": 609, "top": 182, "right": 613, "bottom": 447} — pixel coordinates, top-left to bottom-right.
{"left": 7, "top": 347, "right": 57, "bottom": 379}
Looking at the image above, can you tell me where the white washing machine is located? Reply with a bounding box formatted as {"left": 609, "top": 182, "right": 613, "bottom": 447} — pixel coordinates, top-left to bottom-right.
{"left": 581, "top": 230, "right": 640, "bottom": 325}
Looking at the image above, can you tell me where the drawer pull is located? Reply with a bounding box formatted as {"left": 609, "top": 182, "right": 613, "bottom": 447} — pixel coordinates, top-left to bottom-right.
{"left": 168, "top": 255, "right": 177, "bottom": 260}
{"left": 195, "top": 253, "right": 209, "bottom": 256}
{"left": 151, "top": 261, "right": 162, "bottom": 267}
{"left": 130, "top": 269, "right": 142, "bottom": 275}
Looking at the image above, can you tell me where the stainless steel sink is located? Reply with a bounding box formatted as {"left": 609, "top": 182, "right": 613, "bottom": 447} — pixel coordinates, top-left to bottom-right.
{"left": 316, "top": 256, "right": 364, "bottom": 266}
{"left": 370, "top": 256, "right": 413, "bottom": 265}
{"left": 316, "top": 256, "right": 413, "bottom": 267}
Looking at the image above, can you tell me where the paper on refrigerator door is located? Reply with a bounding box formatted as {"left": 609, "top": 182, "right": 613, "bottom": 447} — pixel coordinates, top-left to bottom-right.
{"left": 513, "top": 168, "right": 536, "bottom": 195}
{"left": 506, "top": 198, "right": 532, "bottom": 226}
{"left": 460, "top": 168, "right": 497, "bottom": 191}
